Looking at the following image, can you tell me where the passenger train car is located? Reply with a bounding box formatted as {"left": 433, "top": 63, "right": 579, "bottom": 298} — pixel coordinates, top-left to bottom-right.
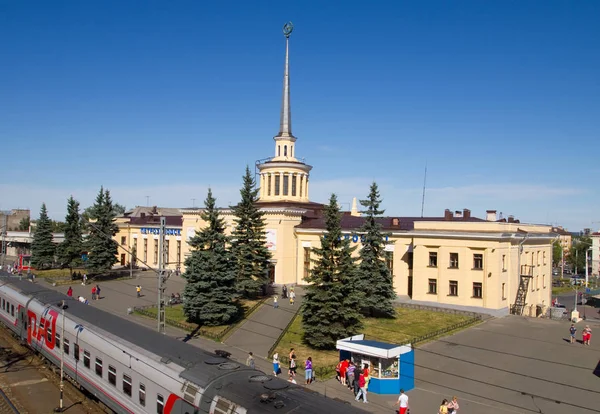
{"left": 0, "top": 275, "right": 366, "bottom": 414}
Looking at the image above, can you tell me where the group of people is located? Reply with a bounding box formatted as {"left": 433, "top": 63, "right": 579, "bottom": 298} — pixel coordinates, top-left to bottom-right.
{"left": 437, "top": 396, "right": 460, "bottom": 413}
{"left": 336, "top": 358, "right": 370, "bottom": 404}
{"left": 66, "top": 284, "right": 101, "bottom": 302}
{"left": 273, "top": 285, "right": 295, "bottom": 309}
{"left": 270, "top": 349, "right": 314, "bottom": 385}
{"left": 569, "top": 323, "right": 592, "bottom": 345}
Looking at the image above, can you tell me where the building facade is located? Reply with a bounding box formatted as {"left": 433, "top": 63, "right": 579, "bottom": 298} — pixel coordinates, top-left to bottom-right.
{"left": 115, "top": 29, "right": 555, "bottom": 317}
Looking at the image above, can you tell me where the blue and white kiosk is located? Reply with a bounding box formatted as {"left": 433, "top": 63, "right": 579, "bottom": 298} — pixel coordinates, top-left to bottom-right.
{"left": 336, "top": 334, "right": 414, "bottom": 395}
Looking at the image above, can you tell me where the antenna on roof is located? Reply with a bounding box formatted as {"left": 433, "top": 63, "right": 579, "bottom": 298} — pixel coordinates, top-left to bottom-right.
{"left": 420, "top": 162, "right": 427, "bottom": 218}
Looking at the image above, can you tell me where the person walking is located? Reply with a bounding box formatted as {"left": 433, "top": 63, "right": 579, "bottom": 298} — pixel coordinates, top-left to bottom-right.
{"left": 82, "top": 274, "right": 87, "bottom": 285}
{"left": 289, "top": 289, "right": 295, "bottom": 305}
{"left": 305, "top": 357, "right": 313, "bottom": 385}
{"left": 136, "top": 285, "right": 141, "bottom": 298}
{"left": 95, "top": 284, "right": 101, "bottom": 299}
{"left": 448, "top": 396, "right": 460, "bottom": 413}
{"left": 272, "top": 353, "right": 280, "bottom": 376}
{"left": 246, "top": 352, "right": 255, "bottom": 369}
{"left": 582, "top": 325, "right": 592, "bottom": 346}
{"left": 282, "top": 285, "right": 288, "bottom": 299}
{"left": 91, "top": 285, "right": 97, "bottom": 300}
{"left": 396, "top": 389, "right": 409, "bottom": 414}
{"left": 354, "top": 370, "right": 368, "bottom": 403}
{"left": 569, "top": 323, "right": 577, "bottom": 344}
{"left": 67, "top": 287, "right": 73, "bottom": 297}
{"left": 346, "top": 362, "right": 356, "bottom": 391}
{"left": 273, "top": 295, "right": 279, "bottom": 309}
{"left": 439, "top": 398, "right": 449, "bottom": 414}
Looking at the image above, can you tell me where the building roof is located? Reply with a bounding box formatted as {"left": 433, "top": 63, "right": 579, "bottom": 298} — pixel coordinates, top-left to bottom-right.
{"left": 336, "top": 335, "right": 411, "bottom": 359}
{"left": 121, "top": 206, "right": 183, "bottom": 227}
{"left": 296, "top": 214, "right": 486, "bottom": 231}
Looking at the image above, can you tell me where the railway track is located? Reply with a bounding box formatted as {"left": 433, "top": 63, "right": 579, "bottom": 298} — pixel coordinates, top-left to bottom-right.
{"left": 0, "top": 388, "right": 19, "bottom": 414}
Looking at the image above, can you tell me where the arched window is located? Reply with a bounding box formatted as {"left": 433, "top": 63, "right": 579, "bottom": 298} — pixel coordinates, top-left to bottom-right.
{"left": 284, "top": 145, "right": 287, "bottom": 157}
{"left": 278, "top": 146, "right": 281, "bottom": 156}
{"left": 291, "top": 146, "right": 293, "bottom": 157}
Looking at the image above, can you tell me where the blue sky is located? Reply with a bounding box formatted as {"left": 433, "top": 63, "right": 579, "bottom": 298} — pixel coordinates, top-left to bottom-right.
{"left": 1, "top": 1, "right": 598, "bottom": 231}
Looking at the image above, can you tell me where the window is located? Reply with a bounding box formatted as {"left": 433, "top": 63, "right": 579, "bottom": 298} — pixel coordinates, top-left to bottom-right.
{"left": 278, "top": 145, "right": 281, "bottom": 156}
{"left": 55, "top": 333, "right": 60, "bottom": 348}
{"left": 543, "top": 251, "right": 547, "bottom": 265}
{"left": 153, "top": 240, "right": 158, "bottom": 264}
{"left": 164, "top": 239, "right": 169, "bottom": 265}
{"left": 47, "top": 326, "right": 53, "bottom": 343}
{"left": 291, "top": 145, "right": 293, "bottom": 157}
{"left": 2, "top": 299, "right": 4, "bottom": 310}
{"left": 283, "top": 174, "right": 289, "bottom": 195}
{"left": 473, "top": 253, "right": 483, "bottom": 270}
{"left": 303, "top": 247, "right": 311, "bottom": 280}
{"left": 473, "top": 282, "right": 482, "bottom": 298}
{"left": 157, "top": 394, "right": 164, "bottom": 414}
{"left": 176, "top": 241, "right": 181, "bottom": 267}
{"left": 428, "top": 279, "right": 437, "bottom": 294}
{"left": 299, "top": 176, "right": 303, "bottom": 197}
{"left": 537, "top": 251, "right": 540, "bottom": 266}
{"left": 543, "top": 274, "right": 546, "bottom": 289}
{"left": 274, "top": 175, "right": 280, "bottom": 196}
{"left": 63, "top": 338, "right": 70, "bottom": 355}
{"left": 267, "top": 175, "right": 272, "bottom": 196}
{"left": 449, "top": 253, "right": 459, "bottom": 268}
{"left": 83, "top": 351, "right": 90, "bottom": 368}
{"left": 95, "top": 357, "right": 103, "bottom": 377}
{"left": 385, "top": 252, "right": 394, "bottom": 276}
{"left": 139, "top": 383, "right": 146, "bottom": 406}
{"left": 108, "top": 365, "right": 116, "bottom": 386}
{"left": 291, "top": 174, "right": 297, "bottom": 196}
{"left": 428, "top": 252, "right": 438, "bottom": 267}
{"left": 143, "top": 239, "right": 148, "bottom": 262}
{"left": 121, "top": 236, "right": 127, "bottom": 245}
{"left": 502, "top": 255, "right": 506, "bottom": 271}
{"left": 449, "top": 280, "right": 458, "bottom": 296}
{"left": 10, "top": 304, "right": 14, "bottom": 316}
{"left": 536, "top": 275, "right": 539, "bottom": 290}
{"left": 284, "top": 145, "right": 287, "bottom": 157}
{"left": 502, "top": 283, "right": 506, "bottom": 300}
{"left": 74, "top": 344, "right": 80, "bottom": 360}
{"left": 123, "top": 374, "right": 132, "bottom": 396}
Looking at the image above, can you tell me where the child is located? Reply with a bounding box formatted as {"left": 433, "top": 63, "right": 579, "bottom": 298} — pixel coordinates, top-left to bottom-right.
{"left": 273, "top": 295, "right": 279, "bottom": 309}
{"left": 569, "top": 324, "right": 577, "bottom": 344}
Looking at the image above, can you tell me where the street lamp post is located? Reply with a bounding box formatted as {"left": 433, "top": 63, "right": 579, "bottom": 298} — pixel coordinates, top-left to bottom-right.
{"left": 55, "top": 300, "right": 67, "bottom": 412}
{"left": 585, "top": 248, "right": 592, "bottom": 287}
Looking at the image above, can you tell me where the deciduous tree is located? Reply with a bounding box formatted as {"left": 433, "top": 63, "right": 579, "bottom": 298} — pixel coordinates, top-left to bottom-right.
{"left": 231, "top": 166, "right": 272, "bottom": 297}
{"left": 31, "top": 203, "right": 55, "bottom": 269}
{"left": 182, "top": 189, "right": 241, "bottom": 326}
{"left": 302, "top": 194, "right": 363, "bottom": 350}
{"left": 356, "top": 182, "right": 396, "bottom": 318}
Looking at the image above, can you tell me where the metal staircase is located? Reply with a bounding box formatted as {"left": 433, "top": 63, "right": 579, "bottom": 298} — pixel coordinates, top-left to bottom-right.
{"left": 512, "top": 265, "right": 533, "bottom": 315}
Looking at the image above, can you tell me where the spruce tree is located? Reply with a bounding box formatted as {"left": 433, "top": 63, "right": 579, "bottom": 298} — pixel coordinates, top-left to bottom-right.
{"left": 356, "top": 182, "right": 396, "bottom": 318}
{"left": 182, "top": 189, "right": 241, "bottom": 326}
{"left": 31, "top": 203, "right": 55, "bottom": 269}
{"left": 302, "top": 194, "right": 363, "bottom": 350}
{"left": 59, "top": 196, "right": 83, "bottom": 274}
{"left": 231, "top": 166, "right": 272, "bottom": 297}
{"left": 86, "top": 187, "right": 119, "bottom": 273}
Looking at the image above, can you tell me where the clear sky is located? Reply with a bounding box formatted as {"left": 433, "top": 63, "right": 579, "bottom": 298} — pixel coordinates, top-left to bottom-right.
{"left": 1, "top": 1, "right": 598, "bottom": 231}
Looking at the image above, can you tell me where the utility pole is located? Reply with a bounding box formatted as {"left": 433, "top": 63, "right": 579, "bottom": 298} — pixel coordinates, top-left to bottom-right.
{"left": 1, "top": 213, "right": 8, "bottom": 268}
{"left": 55, "top": 300, "right": 67, "bottom": 412}
{"left": 561, "top": 248, "right": 564, "bottom": 280}
{"left": 157, "top": 217, "right": 166, "bottom": 334}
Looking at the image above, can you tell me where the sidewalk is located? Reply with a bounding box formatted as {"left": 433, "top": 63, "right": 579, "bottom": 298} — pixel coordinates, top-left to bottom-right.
{"left": 225, "top": 286, "right": 303, "bottom": 358}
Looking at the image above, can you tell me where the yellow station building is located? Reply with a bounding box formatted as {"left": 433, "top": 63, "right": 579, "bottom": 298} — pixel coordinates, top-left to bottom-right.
{"left": 114, "top": 31, "right": 556, "bottom": 317}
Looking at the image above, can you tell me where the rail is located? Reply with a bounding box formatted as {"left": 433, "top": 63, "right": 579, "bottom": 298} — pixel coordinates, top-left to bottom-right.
{"left": 0, "top": 388, "right": 20, "bottom": 414}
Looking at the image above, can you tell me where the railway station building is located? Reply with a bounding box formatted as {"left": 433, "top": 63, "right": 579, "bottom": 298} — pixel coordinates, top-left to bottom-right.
{"left": 114, "top": 31, "right": 555, "bottom": 317}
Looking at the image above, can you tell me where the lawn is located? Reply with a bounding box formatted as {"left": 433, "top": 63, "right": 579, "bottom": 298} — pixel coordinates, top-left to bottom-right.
{"left": 35, "top": 268, "right": 84, "bottom": 279}
{"left": 273, "top": 308, "right": 476, "bottom": 377}
{"left": 138, "top": 298, "right": 262, "bottom": 340}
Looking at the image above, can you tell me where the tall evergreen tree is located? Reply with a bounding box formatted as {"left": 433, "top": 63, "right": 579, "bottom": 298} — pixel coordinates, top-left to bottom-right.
{"left": 231, "top": 166, "right": 272, "bottom": 297}
{"left": 182, "top": 189, "right": 241, "bottom": 326}
{"left": 58, "top": 196, "right": 83, "bottom": 274}
{"left": 31, "top": 203, "right": 55, "bottom": 269}
{"left": 356, "top": 182, "right": 396, "bottom": 318}
{"left": 302, "top": 194, "right": 363, "bottom": 350}
{"left": 86, "top": 187, "right": 119, "bottom": 273}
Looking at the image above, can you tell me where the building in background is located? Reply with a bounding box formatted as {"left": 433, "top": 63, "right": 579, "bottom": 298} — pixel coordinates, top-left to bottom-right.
{"left": 590, "top": 231, "right": 600, "bottom": 278}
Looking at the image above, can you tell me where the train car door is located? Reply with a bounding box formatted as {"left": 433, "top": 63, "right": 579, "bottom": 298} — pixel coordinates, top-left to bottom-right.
{"left": 18, "top": 306, "right": 27, "bottom": 341}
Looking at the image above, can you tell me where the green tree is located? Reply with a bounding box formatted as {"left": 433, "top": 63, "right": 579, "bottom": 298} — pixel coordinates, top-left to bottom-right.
{"left": 356, "top": 182, "right": 396, "bottom": 318}
{"left": 31, "top": 203, "right": 55, "bottom": 269}
{"left": 567, "top": 236, "right": 592, "bottom": 274}
{"left": 18, "top": 216, "right": 30, "bottom": 231}
{"left": 82, "top": 202, "right": 125, "bottom": 222}
{"left": 302, "top": 194, "right": 363, "bottom": 350}
{"left": 231, "top": 166, "right": 272, "bottom": 297}
{"left": 51, "top": 220, "right": 66, "bottom": 232}
{"left": 182, "top": 189, "right": 241, "bottom": 326}
{"left": 552, "top": 242, "right": 563, "bottom": 267}
{"left": 86, "top": 187, "right": 119, "bottom": 273}
{"left": 58, "top": 196, "right": 84, "bottom": 274}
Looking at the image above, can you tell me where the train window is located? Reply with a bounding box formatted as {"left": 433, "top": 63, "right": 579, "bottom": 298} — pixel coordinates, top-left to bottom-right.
{"left": 63, "top": 339, "right": 69, "bottom": 355}
{"left": 83, "top": 351, "right": 90, "bottom": 368}
{"left": 95, "top": 358, "right": 103, "bottom": 377}
{"left": 139, "top": 383, "right": 146, "bottom": 406}
{"left": 47, "top": 326, "right": 53, "bottom": 343}
{"left": 156, "top": 394, "right": 164, "bottom": 414}
{"left": 213, "top": 398, "right": 233, "bottom": 414}
{"left": 2, "top": 299, "right": 4, "bottom": 310}
{"left": 122, "top": 374, "right": 132, "bottom": 397}
{"left": 108, "top": 366, "right": 116, "bottom": 386}
{"left": 55, "top": 333, "right": 60, "bottom": 348}
{"left": 10, "top": 304, "right": 14, "bottom": 317}
{"left": 74, "top": 344, "right": 80, "bottom": 360}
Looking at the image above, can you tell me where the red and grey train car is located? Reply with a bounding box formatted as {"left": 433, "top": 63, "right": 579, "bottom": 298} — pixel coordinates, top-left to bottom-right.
{"left": 0, "top": 275, "right": 365, "bottom": 414}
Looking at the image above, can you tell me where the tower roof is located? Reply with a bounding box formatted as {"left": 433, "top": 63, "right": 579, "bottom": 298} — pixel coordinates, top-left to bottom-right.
{"left": 276, "top": 23, "right": 294, "bottom": 139}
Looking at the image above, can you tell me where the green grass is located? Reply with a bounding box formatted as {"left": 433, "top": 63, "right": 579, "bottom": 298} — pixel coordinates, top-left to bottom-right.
{"left": 138, "top": 299, "right": 262, "bottom": 340}
{"left": 552, "top": 286, "right": 575, "bottom": 295}
{"left": 273, "top": 308, "right": 475, "bottom": 377}
{"left": 35, "top": 268, "right": 82, "bottom": 279}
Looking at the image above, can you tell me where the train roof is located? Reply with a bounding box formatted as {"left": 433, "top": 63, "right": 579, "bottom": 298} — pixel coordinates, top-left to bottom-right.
{"left": 0, "top": 275, "right": 366, "bottom": 413}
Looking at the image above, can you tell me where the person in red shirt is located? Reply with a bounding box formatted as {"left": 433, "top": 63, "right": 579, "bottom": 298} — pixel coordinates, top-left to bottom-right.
{"left": 340, "top": 359, "right": 349, "bottom": 386}
{"left": 335, "top": 361, "right": 343, "bottom": 382}
{"left": 354, "top": 371, "right": 368, "bottom": 403}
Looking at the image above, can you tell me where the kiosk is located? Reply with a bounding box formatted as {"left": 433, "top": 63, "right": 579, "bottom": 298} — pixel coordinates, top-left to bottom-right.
{"left": 336, "top": 334, "right": 414, "bottom": 395}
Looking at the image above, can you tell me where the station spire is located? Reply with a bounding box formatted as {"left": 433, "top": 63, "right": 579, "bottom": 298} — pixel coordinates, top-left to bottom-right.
{"left": 277, "top": 22, "right": 294, "bottom": 138}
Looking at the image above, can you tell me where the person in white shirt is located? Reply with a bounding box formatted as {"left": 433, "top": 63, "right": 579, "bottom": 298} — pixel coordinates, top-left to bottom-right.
{"left": 288, "top": 374, "right": 297, "bottom": 384}
{"left": 396, "top": 389, "right": 409, "bottom": 414}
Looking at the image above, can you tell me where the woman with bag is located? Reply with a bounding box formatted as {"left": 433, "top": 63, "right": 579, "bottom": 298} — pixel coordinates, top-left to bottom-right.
{"left": 438, "top": 399, "right": 449, "bottom": 414}
{"left": 273, "top": 353, "right": 280, "bottom": 376}
{"left": 305, "top": 357, "right": 313, "bottom": 385}
{"left": 448, "top": 396, "right": 459, "bottom": 413}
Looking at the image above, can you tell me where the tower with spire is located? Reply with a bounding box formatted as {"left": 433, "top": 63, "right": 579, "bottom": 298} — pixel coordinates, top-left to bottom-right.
{"left": 257, "top": 22, "right": 312, "bottom": 204}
